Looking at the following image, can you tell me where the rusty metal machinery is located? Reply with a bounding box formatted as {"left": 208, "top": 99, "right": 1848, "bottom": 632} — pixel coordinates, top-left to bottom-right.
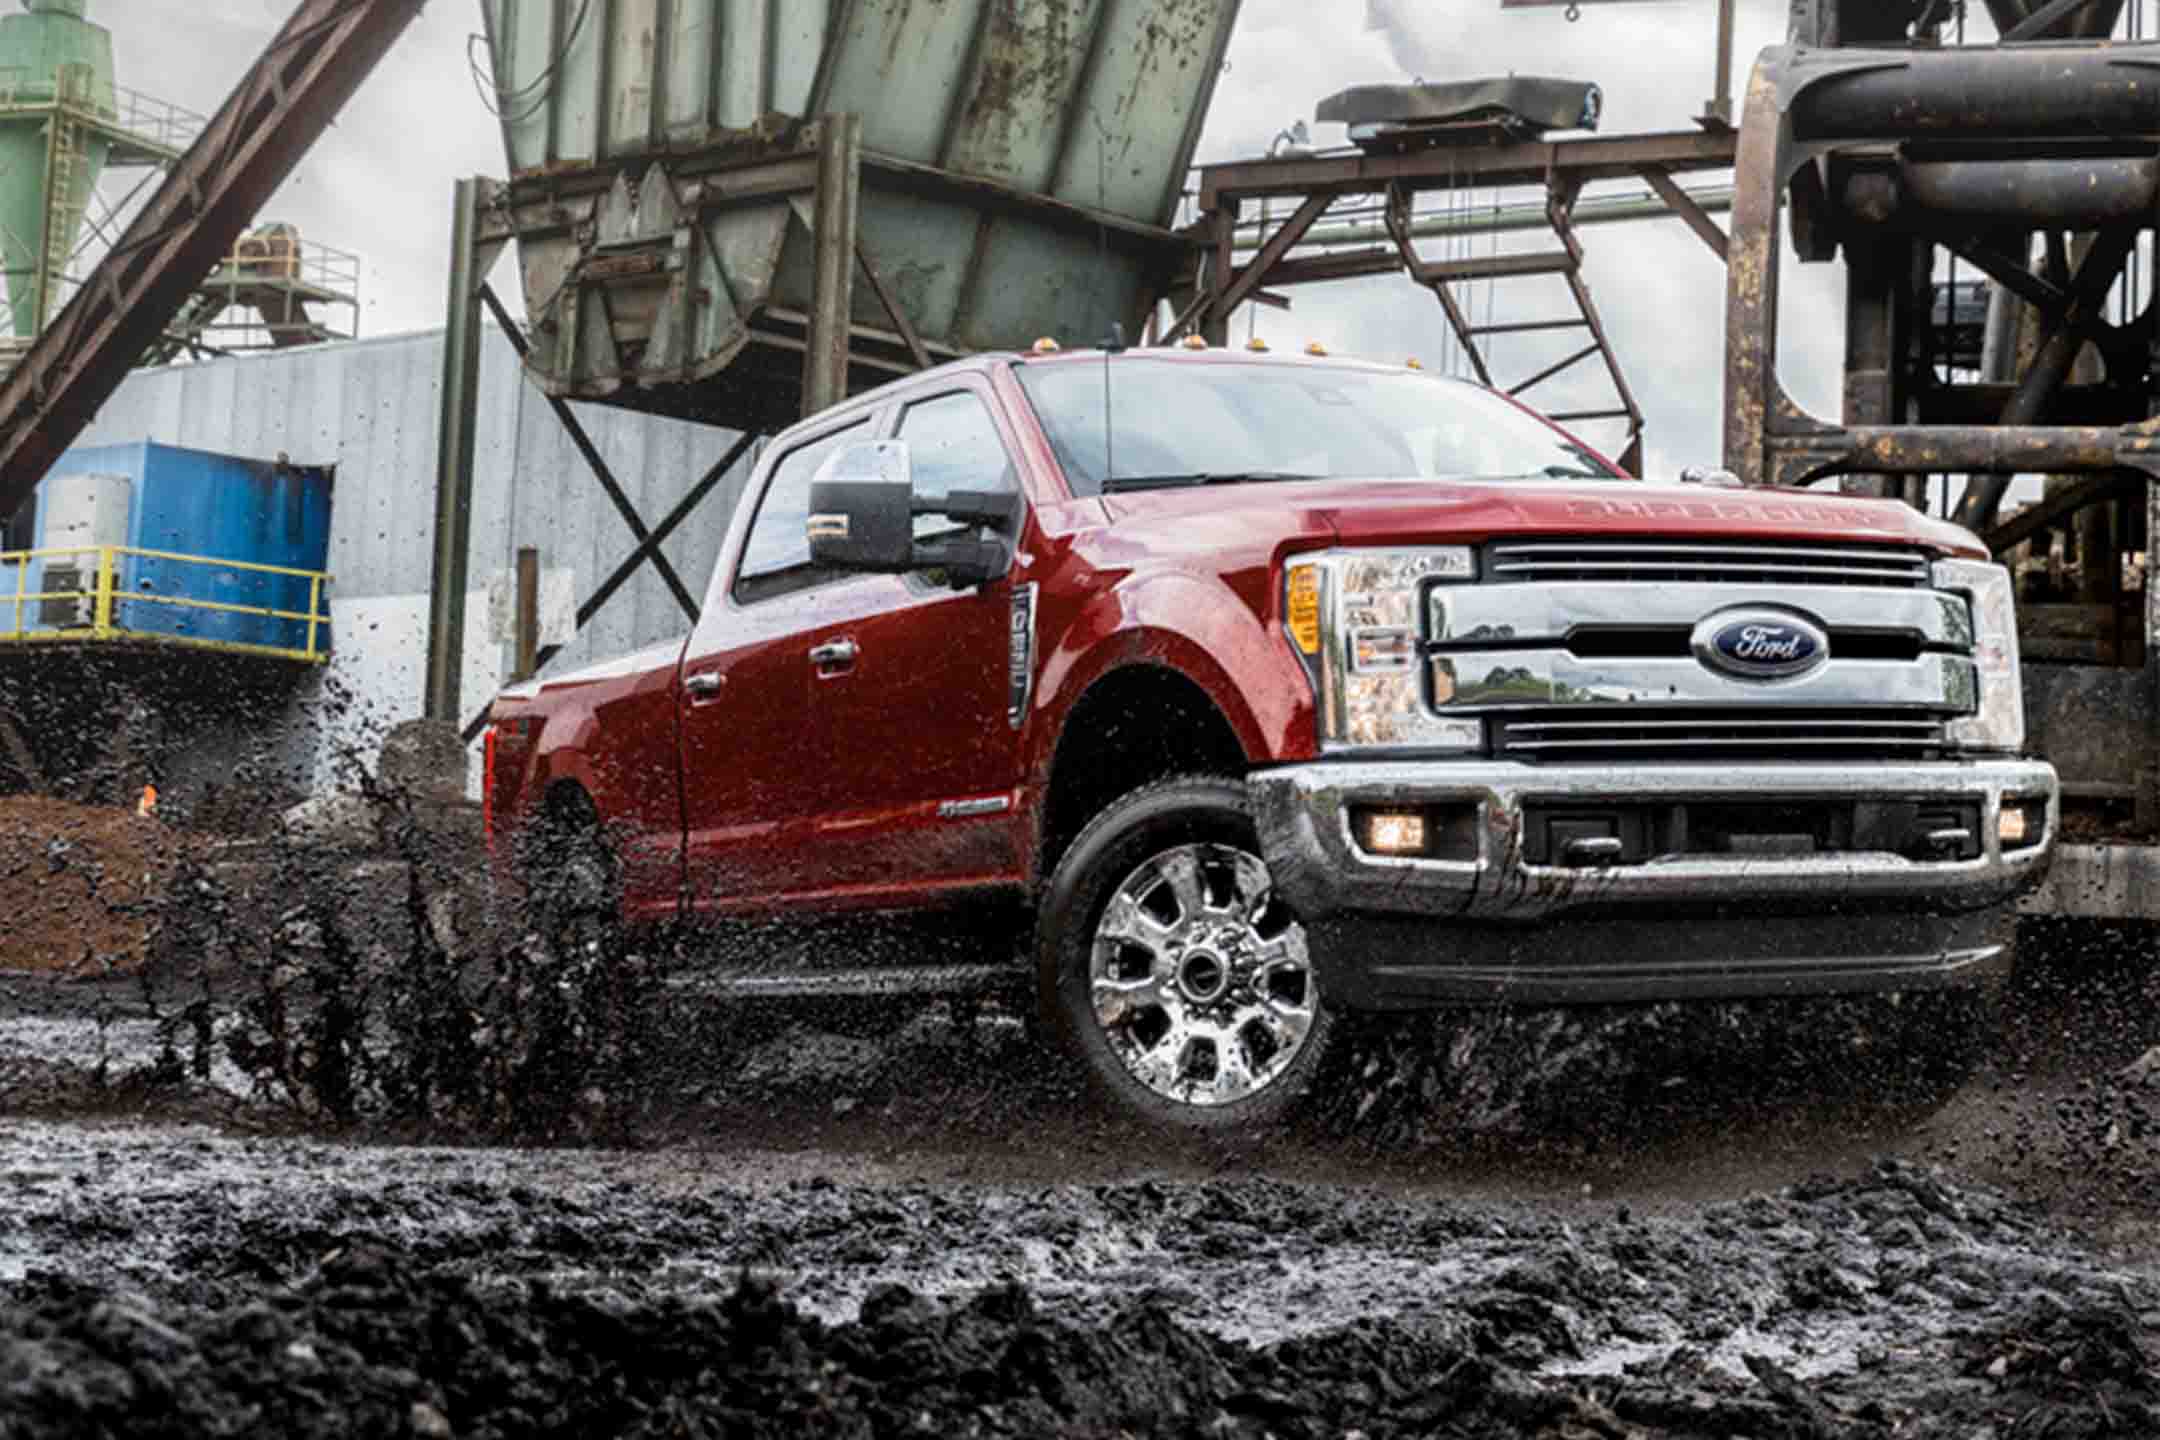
{"left": 0, "top": 0, "right": 428, "bottom": 527}
{"left": 1719, "top": 0, "right": 2160, "bottom": 832}
{"left": 1721, "top": 1, "right": 2159, "bottom": 501}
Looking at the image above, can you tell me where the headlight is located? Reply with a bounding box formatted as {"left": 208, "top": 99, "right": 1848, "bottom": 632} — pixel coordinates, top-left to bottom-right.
{"left": 1933, "top": 557, "right": 2024, "bottom": 753}
{"left": 1284, "top": 548, "right": 1481, "bottom": 750}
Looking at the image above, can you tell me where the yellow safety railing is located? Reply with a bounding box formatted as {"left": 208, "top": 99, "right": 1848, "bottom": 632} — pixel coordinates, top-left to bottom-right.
{"left": 0, "top": 544, "right": 332, "bottom": 664}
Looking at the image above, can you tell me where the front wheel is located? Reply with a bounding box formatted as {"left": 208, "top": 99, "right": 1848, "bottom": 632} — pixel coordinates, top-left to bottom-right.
{"left": 1036, "top": 777, "right": 1337, "bottom": 1131}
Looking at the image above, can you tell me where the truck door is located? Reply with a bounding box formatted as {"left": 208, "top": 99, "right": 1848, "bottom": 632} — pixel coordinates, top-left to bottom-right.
{"left": 794, "top": 385, "right": 1031, "bottom": 904}
{"left": 677, "top": 416, "right": 872, "bottom": 915}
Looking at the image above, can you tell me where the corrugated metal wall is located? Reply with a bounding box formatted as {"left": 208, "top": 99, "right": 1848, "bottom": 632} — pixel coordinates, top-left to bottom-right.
{"left": 73, "top": 328, "right": 761, "bottom": 678}
{"left": 66, "top": 329, "right": 760, "bottom": 795}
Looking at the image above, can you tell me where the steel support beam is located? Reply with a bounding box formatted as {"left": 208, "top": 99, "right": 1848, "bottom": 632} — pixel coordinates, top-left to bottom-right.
{"left": 2002, "top": 0, "right": 2118, "bottom": 41}
{"left": 804, "top": 114, "right": 862, "bottom": 418}
{"left": 425, "top": 177, "right": 497, "bottom": 726}
{"left": 1231, "top": 185, "right": 1737, "bottom": 252}
{"left": 1981, "top": 471, "right": 2138, "bottom": 555}
{"left": 856, "top": 244, "right": 931, "bottom": 370}
{"left": 1636, "top": 165, "right": 1729, "bottom": 260}
{"left": 1951, "top": 227, "right": 2135, "bottom": 529}
{"left": 1215, "top": 192, "right": 1333, "bottom": 323}
{"left": 460, "top": 428, "right": 761, "bottom": 742}
{"left": 1198, "top": 130, "right": 1736, "bottom": 211}
{"left": 476, "top": 282, "right": 701, "bottom": 620}
{"left": 1706, "top": 0, "right": 1737, "bottom": 126}
{"left": 0, "top": 0, "right": 430, "bottom": 522}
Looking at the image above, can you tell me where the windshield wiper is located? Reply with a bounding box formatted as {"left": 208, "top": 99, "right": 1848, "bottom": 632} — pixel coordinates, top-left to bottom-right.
{"left": 1100, "top": 470, "right": 1320, "bottom": 494}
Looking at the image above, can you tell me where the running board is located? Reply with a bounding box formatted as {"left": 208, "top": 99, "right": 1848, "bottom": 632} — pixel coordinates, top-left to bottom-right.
{"left": 663, "top": 963, "right": 1023, "bottom": 1002}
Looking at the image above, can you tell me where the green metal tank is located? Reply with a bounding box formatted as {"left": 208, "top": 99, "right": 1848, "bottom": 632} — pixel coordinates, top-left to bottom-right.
{"left": 478, "top": 0, "right": 1240, "bottom": 430}
{"left": 0, "top": 0, "right": 116, "bottom": 337}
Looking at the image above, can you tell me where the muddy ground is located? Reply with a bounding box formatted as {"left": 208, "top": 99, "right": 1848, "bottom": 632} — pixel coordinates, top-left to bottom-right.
{"left": 3, "top": 784, "right": 2160, "bottom": 1436}
{"left": 4, "top": 908, "right": 2160, "bottom": 1437}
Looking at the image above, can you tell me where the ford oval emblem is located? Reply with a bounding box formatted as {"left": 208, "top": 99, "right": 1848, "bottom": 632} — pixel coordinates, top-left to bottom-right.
{"left": 1692, "top": 609, "right": 1829, "bottom": 681}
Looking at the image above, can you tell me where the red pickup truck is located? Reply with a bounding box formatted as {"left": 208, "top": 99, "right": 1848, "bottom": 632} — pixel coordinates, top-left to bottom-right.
{"left": 485, "top": 345, "right": 2056, "bottom": 1129}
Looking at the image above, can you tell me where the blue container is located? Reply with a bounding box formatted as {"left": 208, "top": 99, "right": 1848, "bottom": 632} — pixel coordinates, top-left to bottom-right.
{"left": 23, "top": 441, "right": 333, "bottom": 654}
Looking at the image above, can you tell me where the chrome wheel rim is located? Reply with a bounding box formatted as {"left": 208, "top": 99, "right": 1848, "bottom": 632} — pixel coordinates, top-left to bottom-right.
{"left": 1088, "top": 842, "right": 1316, "bottom": 1108}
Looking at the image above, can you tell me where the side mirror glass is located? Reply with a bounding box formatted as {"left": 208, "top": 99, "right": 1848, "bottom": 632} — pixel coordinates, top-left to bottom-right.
{"left": 808, "top": 440, "right": 915, "bottom": 571}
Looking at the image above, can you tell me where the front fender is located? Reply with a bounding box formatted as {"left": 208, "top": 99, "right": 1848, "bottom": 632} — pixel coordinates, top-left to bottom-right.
{"left": 1034, "top": 568, "right": 1319, "bottom": 766}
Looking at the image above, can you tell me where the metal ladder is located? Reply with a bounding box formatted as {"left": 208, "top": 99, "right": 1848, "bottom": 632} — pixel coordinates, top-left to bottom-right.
{"left": 31, "top": 72, "right": 86, "bottom": 336}
{"left": 1382, "top": 178, "right": 1645, "bottom": 474}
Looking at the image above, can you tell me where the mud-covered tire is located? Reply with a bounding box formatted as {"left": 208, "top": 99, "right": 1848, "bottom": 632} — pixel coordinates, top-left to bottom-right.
{"left": 1036, "top": 777, "right": 1337, "bottom": 1131}
{"left": 519, "top": 805, "right": 623, "bottom": 957}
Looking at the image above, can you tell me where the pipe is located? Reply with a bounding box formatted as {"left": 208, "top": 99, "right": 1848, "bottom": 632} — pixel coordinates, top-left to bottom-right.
{"left": 1791, "top": 46, "right": 2160, "bottom": 142}
{"left": 1892, "top": 157, "right": 2159, "bottom": 229}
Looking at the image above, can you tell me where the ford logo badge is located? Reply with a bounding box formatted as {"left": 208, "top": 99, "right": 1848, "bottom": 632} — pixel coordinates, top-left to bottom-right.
{"left": 1692, "top": 609, "right": 1829, "bottom": 681}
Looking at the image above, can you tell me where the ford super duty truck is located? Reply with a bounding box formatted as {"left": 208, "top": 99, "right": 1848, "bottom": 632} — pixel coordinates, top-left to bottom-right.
{"left": 484, "top": 343, "right": 2058, "bottom": 1129}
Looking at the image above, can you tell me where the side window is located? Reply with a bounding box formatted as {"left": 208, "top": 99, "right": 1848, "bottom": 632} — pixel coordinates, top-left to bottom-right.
{"left": 897, "top": 390, "right": 1015, "bottom": 536}
{"left": 732, "top": 418, "right": 870, "bottom": 604}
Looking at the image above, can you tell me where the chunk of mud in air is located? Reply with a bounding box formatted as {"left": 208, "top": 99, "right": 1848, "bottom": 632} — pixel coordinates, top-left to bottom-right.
{"left": 0, "top": 1240, "right": 1899, "bottom": 1439}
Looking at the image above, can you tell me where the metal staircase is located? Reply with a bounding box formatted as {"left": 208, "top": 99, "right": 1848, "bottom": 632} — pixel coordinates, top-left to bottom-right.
{"left": 1381, "top": 177, "right": 1645, "bottom": 473}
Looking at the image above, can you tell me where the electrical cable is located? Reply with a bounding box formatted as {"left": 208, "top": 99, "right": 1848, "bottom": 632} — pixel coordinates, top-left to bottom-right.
{"left": 469, "top": 0, "right": 596, "bottom": 127}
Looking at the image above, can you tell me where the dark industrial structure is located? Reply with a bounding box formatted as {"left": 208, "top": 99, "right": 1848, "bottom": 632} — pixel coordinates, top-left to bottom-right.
{"left": 1709, "top": 0, "right": 2160, "bottom": 866}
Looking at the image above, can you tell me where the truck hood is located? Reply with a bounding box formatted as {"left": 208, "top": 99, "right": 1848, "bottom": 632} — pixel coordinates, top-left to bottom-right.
{"left": 1098, "top": 476, "right": 1987, "bottom": 558}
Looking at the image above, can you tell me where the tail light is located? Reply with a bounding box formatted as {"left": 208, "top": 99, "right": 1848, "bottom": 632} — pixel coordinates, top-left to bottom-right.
{"left": 482, "top": 723, "right": 498, "bottom": 846}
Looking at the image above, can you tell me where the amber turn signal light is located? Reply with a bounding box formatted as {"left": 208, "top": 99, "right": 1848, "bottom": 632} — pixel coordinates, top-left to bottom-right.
{"left": 1286, "top": 564, "right": 1322, "bottom": 654}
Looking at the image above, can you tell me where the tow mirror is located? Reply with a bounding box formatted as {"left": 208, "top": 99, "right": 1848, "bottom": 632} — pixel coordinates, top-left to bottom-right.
{"left": 807, "top": 439, "right": 1021, "bottom": 589}
{"left": 807, "top": 440, "right": 915, "bottom": 571}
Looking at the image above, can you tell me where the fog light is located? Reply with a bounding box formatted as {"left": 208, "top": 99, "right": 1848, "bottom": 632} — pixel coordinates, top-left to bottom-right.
{"left": 1998, "top": 806, "right": 2028, "bottom": 846}
{"left": 1362, "top": 810, "right": 1427, "bottom": 856}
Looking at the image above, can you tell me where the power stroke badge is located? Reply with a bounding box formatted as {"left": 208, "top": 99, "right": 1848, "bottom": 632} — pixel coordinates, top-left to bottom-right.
{"left": 1008, "top": 583, "right": 1038, "bottom": 727}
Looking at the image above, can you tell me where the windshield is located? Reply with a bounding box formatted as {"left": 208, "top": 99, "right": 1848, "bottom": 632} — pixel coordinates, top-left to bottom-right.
{"left": 1013, "top": 358, "right": 1624, "bottom": 497}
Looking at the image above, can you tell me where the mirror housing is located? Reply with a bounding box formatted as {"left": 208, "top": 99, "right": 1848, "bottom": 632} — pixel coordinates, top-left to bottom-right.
{"left": 807, "top": 440, "right": 1020, "bottom": 589}
{"left": 807, "top": 441, "right": 915, "bottom": 571}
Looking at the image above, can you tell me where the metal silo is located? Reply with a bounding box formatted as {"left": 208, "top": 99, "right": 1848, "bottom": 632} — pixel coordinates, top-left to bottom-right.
{"left": 0, "top": 0, "right": 115, "bottom": 338}
{"left": 473, "top": 0, "right": 1239, "bottom": 430}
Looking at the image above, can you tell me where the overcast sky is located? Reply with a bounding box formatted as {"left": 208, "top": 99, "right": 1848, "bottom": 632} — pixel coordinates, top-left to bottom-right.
{"left": 107, "top": 0, "right": 2001, "bottom": 476}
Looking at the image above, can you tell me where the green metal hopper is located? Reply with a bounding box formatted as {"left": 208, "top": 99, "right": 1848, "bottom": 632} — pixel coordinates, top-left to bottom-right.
{"left": 476, "top": 0, "right": 1239, "bottom": 430}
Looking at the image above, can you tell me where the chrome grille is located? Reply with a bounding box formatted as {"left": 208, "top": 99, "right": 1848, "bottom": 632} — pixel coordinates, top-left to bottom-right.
{"left": 1487, "top": 540, "right": 1931, "bottom": 588}
{"left": 1495, "top": 709, "right": 1946, "bottom": 762}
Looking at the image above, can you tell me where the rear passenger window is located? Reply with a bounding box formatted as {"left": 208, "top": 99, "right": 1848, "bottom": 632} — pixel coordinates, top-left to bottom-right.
{"left": 898, "top": 391, "right": 1015, "bottom": 537}
{"left": 733, "top": 419, "right": 870, "bottom": 604}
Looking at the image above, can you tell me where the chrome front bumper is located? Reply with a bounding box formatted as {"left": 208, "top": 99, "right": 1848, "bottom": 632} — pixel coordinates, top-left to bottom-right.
{"left": 1251, "top": 758, "right": 2057, "bottom": 922}
{"left": 1250, "top": 758, "right": 2054, "bottom": 1007}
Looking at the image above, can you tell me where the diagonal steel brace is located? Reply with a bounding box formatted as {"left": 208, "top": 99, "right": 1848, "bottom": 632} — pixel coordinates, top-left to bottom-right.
{"left": 477, "top": 284, "right": 700, "bottom": 620}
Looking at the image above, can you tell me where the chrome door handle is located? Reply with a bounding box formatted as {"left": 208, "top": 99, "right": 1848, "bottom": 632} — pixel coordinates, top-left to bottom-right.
{"left": 683, "top": 672, "right": 725, "bottom": 703}
{"left": 808, "top": 639, "right": 858, "bottom": 666}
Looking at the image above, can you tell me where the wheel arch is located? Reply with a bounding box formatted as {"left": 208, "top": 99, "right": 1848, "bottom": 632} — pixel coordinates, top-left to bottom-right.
{"left": 1035, "top": 659, "right": 1253, "bottom": 885}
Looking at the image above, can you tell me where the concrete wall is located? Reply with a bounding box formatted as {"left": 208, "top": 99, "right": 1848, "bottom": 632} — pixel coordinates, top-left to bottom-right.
{"left": 70, "top": 328, "right": 762, "bottom": 794}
